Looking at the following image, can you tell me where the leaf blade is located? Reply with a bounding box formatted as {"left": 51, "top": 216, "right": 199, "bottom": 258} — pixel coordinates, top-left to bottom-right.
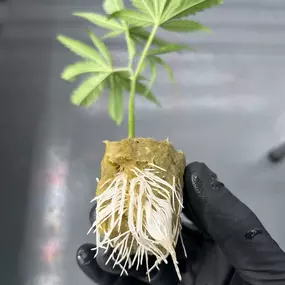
{"left": 73, "top": 12, "right": 124, "bottom": 31}
{"left": 148, "top": 44, "right": 191, "bottom": 56}
{"left": 160, "top": 0, "right": 181, "bottom": 23}
{"left": 161, "top": 20, "right": 210, "bottom": 32}
{"left": 144, "top": 59, "right": 157, "bottom": 97}
{"left": 61, "top": 61, "right": 107, "bottom": 82}
{"left": 71, "top": 73, "right": 110, "bottom": 105}
{"left": 154, "top": 0, "right": 168, "bottom": 17}
{"left": 126, "top": 33, "right": 136, "bottom": 65}
{"left": 132, "top": 0, "right": 155, "bottom": 20}
{"left": 87, "top": 30, "right": 112, "bottom": 65}
{"left": 81, "top": 81, "right": 106, "bottom": 107}
{"left": 118, "top": 73, "right": 160, "bottom": 105}
{"left": 130, "top": 27, "right": 170, "bottom": 46}
{"left": 102, "top": 30, "right": 124, "bottom": 39}
{"left": 148, "top": 55, "right": 174, "bottom": 82}
{"left": 57, "top": 35, "right": 107, "bottom": 67}
{"left": 162, "top": 0, "right": 223, "bottom": 22}
{"left": 108, "top": 75, "right": 124, "bottom": 125}
{"left": 175, "top": 0, "right": 223, "bottom": 18}
{"left": 103, "top": 0, "right": 124, "bottom": 14}
{"left": 136, "top": 81, "right": 160, "bottom": 106}
{"left": 110, "top": 10, "right": 153, "bottom": 27}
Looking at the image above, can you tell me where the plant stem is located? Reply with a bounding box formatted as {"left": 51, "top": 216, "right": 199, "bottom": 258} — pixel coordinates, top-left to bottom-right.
{"left": 128, "top": 24, "right": 159, "bottom": 138}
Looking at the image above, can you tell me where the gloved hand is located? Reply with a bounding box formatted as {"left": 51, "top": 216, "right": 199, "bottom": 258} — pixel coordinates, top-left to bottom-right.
{"left": 76, "top": 162, "right": 285, "bottom": 285}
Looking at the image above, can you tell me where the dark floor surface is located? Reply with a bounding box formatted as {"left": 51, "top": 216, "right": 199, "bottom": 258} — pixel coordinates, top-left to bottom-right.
{"left": 1, "top": 1, "right": 285, "bottom": 285}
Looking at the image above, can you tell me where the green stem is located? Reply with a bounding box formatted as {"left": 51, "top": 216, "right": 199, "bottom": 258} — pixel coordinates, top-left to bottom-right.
{"left": 128, "top": 24, "right": 159, "bottom": 138}
{"left": 128, "top": 79, "right": 136, "bottom": 138}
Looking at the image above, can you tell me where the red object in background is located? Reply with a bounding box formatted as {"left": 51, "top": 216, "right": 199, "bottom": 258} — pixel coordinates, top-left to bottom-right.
{"left": 45, "top": 165, "right": 67, "bottom": 186}
{"left": 42, "top": 240, "right": 60, "bottom": 263}
{"left": 47, "top": 172, "right": 65, "bottom": 186}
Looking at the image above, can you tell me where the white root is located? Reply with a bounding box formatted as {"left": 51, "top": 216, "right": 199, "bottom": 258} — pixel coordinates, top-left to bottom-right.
{"left": 89, "top": 163, "right": 184, "bottom": 281}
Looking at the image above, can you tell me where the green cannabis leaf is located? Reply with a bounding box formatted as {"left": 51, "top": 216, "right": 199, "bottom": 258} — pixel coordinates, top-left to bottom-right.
{"left": 73, "top": 12, "right": 124, "bottom": 32}
{"left": 148, "top": 44, "right": 191, "bottom": 56}
{"left": 161, "top": 0, "right": 223, "bottom": 23}
{"left": 109, "top": 74, "right": 124, "bottom": 125}
{"left": 110, "top": 10, "right": 153, "bottom": 27}
{"left": 57, "top": 35, "right": 109, "bottom": 68}
{"left": 57, "top": 0, "right": 223, "bottom": 135}
{"left": 117, "top": 71, "right": 160, "bottom": 106}
{"left": 174, "top": 0, "right": 223, "bottom": 18}
{"left": 103, "top": 0, "right": 124, "bottom": 15}
{"left": 102, "top": 30, "right": 123, "bottom": 39}
{"left": 87, "top": 30, "right": 112, "bottom": 64}
{"left": 148, "top": 55, "right": 174, "bottom": 82}
{"left": 161, "top": 20, "right": 210, "bottom": 32}
{"left": 130, "top": 27, "right": 170, "bottom": 46}
{"left": 144, "top": 59, "right": 157, "bottom": 97}
{"left": 81, "top": 81, "right": 106, "bottom": 107}
{"left": 132, "top": 0, "right": 156, "bottom": 21}
{"left": 71, "top": 73, "right": 110, "bottom": 105}
{"left": 61, "top": 61, "right": 108, "bottom": 82}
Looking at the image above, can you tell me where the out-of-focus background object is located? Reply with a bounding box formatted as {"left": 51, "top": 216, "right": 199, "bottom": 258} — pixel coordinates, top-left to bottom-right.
{"left": 268, "top": 142, "right": 285, "bottom": 163}
{"left": 1, "top": 0, "right": 285, "bottom": 285}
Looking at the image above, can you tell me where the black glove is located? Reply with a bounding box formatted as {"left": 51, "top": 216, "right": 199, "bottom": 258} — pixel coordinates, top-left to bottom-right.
{"left": 76, "top": 162, "right": 285, "bottom": 285}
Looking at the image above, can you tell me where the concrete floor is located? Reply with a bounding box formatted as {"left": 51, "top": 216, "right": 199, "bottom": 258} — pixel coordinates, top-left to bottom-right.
{"left": 1, "top": 1, "right": 285, "bottom": 285}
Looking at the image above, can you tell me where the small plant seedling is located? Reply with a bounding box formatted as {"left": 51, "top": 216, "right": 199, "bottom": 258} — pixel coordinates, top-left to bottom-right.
{"left": 57, "top": 0, "right": 223, "bottom": 281}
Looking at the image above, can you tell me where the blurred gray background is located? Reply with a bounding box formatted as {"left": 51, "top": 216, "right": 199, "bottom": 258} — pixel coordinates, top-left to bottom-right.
{"left": 1, "top": 0, "right": 285, "bottom": 284}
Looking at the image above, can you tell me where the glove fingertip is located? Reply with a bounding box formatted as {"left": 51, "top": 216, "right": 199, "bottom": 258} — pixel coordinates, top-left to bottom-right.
{"left": 76, "top": 243, "right": 96, "bottom": 267}
{"left": 76, "top": 243, "right": 118, "bottom": 284}
{"left": 89, "top": 203, "right": 96, "bottom": 226}
{"left": 185, "top": 162, "right": 208, "bottom": 174}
